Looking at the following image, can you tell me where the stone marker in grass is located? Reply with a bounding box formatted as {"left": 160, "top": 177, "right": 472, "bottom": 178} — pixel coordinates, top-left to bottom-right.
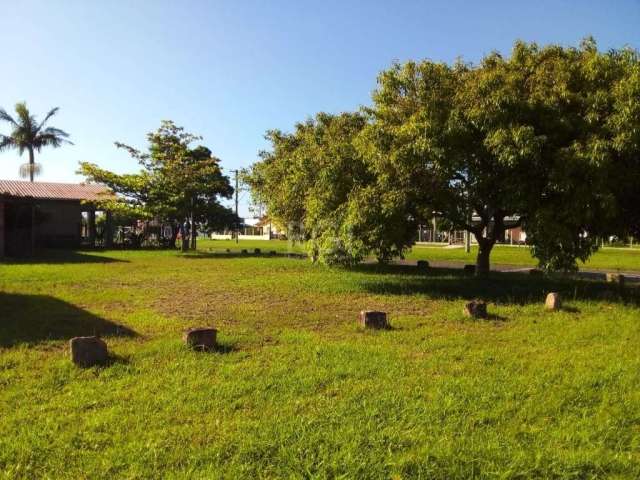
{"left": 606, "top": 273, "right": 625, "bottom": 287}
{"left": 463, "top": 300, "right": 487, "bottom": 319}
{"left": 463, "top": 264, "right": 476, "bottom": 274}
{"left": 183, "top": 327, "right": 217, "bottom": 351}
{"left": 545, "top": 292, "right": 562, "bottom": 310}
{"left": 70, "top": 336, "right": 108, "bottom": 367}
{"left": 359, "top": 310, "right": 388, "bottom": 329}
{"left": 416, "top": 260, "right": 429, "bottom": 272}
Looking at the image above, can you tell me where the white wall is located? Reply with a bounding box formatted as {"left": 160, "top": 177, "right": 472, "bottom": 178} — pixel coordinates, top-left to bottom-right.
{"left": 210, "top": 233, "right": 271, "bottom": 241}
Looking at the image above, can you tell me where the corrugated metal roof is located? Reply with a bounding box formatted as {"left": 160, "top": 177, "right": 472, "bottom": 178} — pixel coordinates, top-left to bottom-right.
{"left": 0, "top": 180, "right": 112, "bottom": 201}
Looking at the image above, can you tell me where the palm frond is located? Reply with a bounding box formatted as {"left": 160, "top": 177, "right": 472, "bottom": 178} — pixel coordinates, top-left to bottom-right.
{"left": 0, "top": 108, "right": 18, "bottom": 127}
{"left": 39, "top": 107, "right": 60, "bottom": 129}
{"left": 40, "top": 126, "right": 71, "bottom": 139}
{"left": 0, "top": 134, "right": 17, "bottom": 152}
{"left": 33, "top": 131, "right": 73, "bottom": 151}
{"left": 19, "top": 162, "right": 42, "bottom": 179}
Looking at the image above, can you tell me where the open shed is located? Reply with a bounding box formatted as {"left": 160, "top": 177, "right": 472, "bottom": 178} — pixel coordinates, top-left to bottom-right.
{"left": 0, "top": 180, "right": 113, "bottom": 257}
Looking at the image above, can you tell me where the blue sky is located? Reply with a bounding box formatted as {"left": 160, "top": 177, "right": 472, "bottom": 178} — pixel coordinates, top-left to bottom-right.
{"left": 1, "top": 0, "right": 639, "bottom": 216}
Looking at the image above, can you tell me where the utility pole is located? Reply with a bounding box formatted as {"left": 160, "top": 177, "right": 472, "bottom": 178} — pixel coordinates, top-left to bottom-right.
{"left": 233, "top": 169, "right": 239, "bottom": 244}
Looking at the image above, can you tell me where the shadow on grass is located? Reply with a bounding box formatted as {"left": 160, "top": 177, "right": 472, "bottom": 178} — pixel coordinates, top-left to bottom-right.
{"left": 0, "top": 293, "right": 137, "bottom": 348}
{"left": 183, "top": 251, "right": 307, "bottom": 260}
{"left": 1, "top": 249, "right": 127, "bottom": 265}
{"left": 351, "top": 264, "right": 640, "bottom": 306}
{"left": 211, "top": 342, "right": 238, "bottom": 354}
{"left": 560, "top": 305, "right": 581, "bottom": 313}
{"left": 188, "top": 341, "right": 239, "bottom": 354}
{"left": 104, "top": 352, "right": 131, "bottom": 366}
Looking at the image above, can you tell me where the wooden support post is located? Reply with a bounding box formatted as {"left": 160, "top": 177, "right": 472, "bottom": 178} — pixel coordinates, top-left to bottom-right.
{"left": 88, "top": 209, "right": 96, "bottom": 247}
{"left": 31, "top": 202, "right": 36, "bottom": 255}
{"left": 104, "top": 211, "right": 113, "bottom": 248}
{"left": 0, "top": 200, "right": 4, "bottom": 258}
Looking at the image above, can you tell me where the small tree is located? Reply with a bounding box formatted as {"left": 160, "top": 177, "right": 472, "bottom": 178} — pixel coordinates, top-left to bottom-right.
{"left": 0, "top": 102, "right": 72, "bottom": 181}
{"left": 79, "top": 121, "right": 235, "bottom": 249}
{"left": 246, "top": 112, "right": 372, "bottom": 264}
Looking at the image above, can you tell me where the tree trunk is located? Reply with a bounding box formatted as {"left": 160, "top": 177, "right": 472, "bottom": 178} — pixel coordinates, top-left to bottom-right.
{"left": 190, "top": 212, "right": 197, "bottom": 250}
{"left": 170, "top": 224, "right": 178, "bottom": 249}
{"left": 181, "top": 220, "right": 189, "bottom": 252}
{"left": 28, "top": 147, "right": 35, "bottom": 182}
{"left": 104, "top": 211, "right": 113, "bottom": 248}
{"left": 475, "top": 238, "right": 494, "bottom": 277}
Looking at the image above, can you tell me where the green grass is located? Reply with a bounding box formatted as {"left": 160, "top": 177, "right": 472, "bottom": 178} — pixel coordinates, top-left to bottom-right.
{"left": 200, "top": 238, "right": 305, "bottom": 254}
{"left": 202, "top": 238, "right": 640, "bottom": 271}
{"left": 1, "top": 247, "right": 639, "bottom": 478}
{"left": 407, "top": 244, "right": 640, "bottom": 271}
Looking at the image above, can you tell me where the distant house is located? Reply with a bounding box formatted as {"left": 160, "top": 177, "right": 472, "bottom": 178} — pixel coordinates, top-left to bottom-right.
{"left": 0, "top": 180, "right": 113, "bottom": 257}
{"left": 209, "top": 215, "right": 286, "bottom": 241}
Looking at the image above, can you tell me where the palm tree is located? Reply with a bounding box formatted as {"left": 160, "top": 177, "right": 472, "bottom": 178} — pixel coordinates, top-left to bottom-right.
{"left": 0, "top": 102, "right": 72, "bottom": 182}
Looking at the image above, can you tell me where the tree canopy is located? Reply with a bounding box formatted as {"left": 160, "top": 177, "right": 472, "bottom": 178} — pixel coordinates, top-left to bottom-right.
{"left": 248, "top": 39, "right": 640, "bottom": 274}
{"left": 247, "top": 112, "right": 376, "bottom": 264}
{"left": 79, "top": 121, "right": 235, "bottom": 248}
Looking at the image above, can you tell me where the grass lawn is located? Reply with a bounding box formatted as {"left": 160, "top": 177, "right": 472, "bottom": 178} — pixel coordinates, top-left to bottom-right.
{"left": 407, "top": 244, "right": 640, "bottom": 271}
{"left": 203, "top": 238, "right": 640, "bottom": 272}
{"left": 1, "top": 247, "right": 639, "bottom": 478}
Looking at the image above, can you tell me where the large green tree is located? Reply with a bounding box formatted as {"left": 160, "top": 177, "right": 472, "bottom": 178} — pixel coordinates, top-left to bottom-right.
{"left": 362, "top": 39, "right": 629, "bottom": 274}
{"left": 249, "top": 40, "right": 640, "bottom": 274}
{"left": 521, "top": 41, "right": 640, "bottom": 270}
{"left": 0, "top": 102, "right": 72, "bottom": 182}
{"left": 606, "top": 48, "right": 640, "bottom": 240}
{"left": 79, "top": 121, "right": 235, "bottom": 249}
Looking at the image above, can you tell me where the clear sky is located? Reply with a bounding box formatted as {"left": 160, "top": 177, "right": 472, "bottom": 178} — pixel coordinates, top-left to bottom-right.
{"left": 1, "top": 0, "right": 639, "bottom": 216}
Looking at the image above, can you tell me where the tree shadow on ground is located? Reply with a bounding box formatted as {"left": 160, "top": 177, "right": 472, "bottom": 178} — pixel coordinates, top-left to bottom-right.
{"left": 352, "top": 264, "right": 640, "bottom": 306}
{"left": 104, "top": 352, "right": 132, "bottom": 366}
{"left": 1, "top": 249, "right": 128, "bottom": 265}
{"left": 212, "top": 342, "right": 238, "bottom": 354}
{"left": 186, "top": 340, "right": 239, "bottom": 355}
{"left": 0, "top": 293, "right": 137, "bottom": 347}
{"left": 183, "top": 251, "right": 306, "bottom": 260}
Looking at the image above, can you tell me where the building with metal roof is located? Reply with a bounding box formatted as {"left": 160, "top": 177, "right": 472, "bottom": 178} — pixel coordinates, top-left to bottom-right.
{"left": 0, "top": 180, "right": 113, "bottom": 257}
{"left": 0, "top": 180, "right": 111, "bottom": 202}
